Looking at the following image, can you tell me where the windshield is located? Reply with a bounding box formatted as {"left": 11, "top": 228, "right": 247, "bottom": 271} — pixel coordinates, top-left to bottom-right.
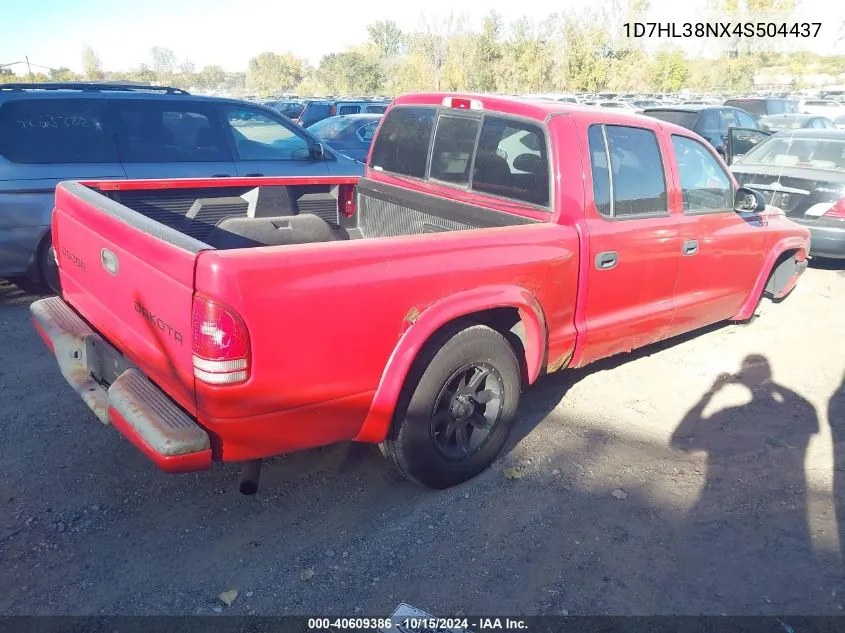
{"left": 642, "top": 110, "right": 699, "bottom": 131}
{"left": 725, "top": 99, "right": 796, "bottom": 116}
{"left": 740, "top": 137, "right": 845, "bottom": 171}
{"left": 306, "top": 117, "right": 349, "bottom": 140}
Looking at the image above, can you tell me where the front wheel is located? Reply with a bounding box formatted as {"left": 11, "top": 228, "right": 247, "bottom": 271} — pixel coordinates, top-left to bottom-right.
{"left": 380, "top": 324, "right": 521, "bottom": 489}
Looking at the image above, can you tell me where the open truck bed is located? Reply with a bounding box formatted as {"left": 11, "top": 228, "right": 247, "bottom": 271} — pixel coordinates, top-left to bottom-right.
{"left": 34, "top": 173, "right": 572, "bottom": 480}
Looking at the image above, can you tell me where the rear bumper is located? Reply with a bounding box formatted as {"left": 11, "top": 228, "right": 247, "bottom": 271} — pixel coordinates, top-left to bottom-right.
{"left": 792, "top": 219, "right": 845, "bottom": 259}
{"left": 30, "top": 296, "right": 212, "bottom": 474}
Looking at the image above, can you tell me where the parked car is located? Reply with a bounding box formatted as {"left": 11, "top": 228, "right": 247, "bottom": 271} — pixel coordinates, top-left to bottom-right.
{"left": 295, "top": 99, "right": 390, "bottom": 129}
{"left": 835, "top": 115, "right": 845, "bottom": 130}
{"left": 0, "top": 82, "right": 364, "bottom": 291}
{"left": 731, "top": 129, "right": 845, "bottom": 259}
{"left": 641, "top": 105, "right": 765, "bottom": 162}
{"left": 596, "top": 100, "right": 637, "bottom": 110}
{"left": 306, "top": 114, "right": 382, "bottom": 163}
{"left": 723, "top": 97, "right": 798, "bottom": 119}
{"left": 798, "top": 99, "right": 843, "bottom": 118}
{"left": 30, "top": 93, "right": 810, "bottom": 494}
{"left": 270, "top": 100, "right": 305, "bottom": 120}
{"left": 758, "top": 113, "right": 837, "bottom": 132}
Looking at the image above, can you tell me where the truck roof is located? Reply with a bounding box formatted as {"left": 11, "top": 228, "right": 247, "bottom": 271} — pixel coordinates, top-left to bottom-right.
{"left": 394, "top": 92, "right": 690, "bottom": 135}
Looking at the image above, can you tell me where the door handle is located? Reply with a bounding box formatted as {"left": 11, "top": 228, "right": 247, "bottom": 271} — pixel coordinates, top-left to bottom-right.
{"left": 244, "top": 172, "right": 264, "bottom": 177}
{"left": 595, "top": 251, "right": 618, "bottom": 270}
{"left": 211, "top": 174, "right": 230, "bottom": 178}
{"left": 683, "top": 240, "right": 699, "bottom": 256}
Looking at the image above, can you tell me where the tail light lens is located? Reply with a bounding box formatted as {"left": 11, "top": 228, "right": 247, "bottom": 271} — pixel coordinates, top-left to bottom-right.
{"left": 329, "top": 105, "right": 337, "bottom": 116}
{"left": 191, "top": 295, "right": 250, "bottom": 385}
{"left": 824, "top": 198, "right": 845, "bottom": 219}
{"left": 339, "top": 185, "right": 355, "bottom": 218}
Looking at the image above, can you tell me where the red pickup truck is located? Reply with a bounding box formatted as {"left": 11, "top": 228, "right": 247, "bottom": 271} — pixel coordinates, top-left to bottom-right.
{"left": 31, "top": 93, "right": 810, "bottom": 493}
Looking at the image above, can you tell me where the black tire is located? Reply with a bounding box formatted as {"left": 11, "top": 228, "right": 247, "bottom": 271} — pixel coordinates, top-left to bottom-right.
{"left": 36, "top": 234, "right": 61, "bottom": 295}
{"left": 380, "top": 323, "right": 521, "bottom": 489}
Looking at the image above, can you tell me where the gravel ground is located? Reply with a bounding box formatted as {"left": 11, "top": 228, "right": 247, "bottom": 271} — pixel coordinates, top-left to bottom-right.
{"left": 1, "top": 266, "right": 844, "bottom": 617}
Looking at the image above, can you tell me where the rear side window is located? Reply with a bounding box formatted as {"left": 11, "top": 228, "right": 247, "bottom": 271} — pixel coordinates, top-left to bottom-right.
{"left": 0, "top": 98, "right": 118, "bottom": 164}
{"left": 642, "top": 110, "right": 699, "bottom": 131}
{"left": 365, "top": 105, "right": 387, "bottom": 114}
{"left": 472, "top": 116, "right": 550, "bottom": 207}
{"left": 429, "top": 115, "right": 480, "bottom": 185}
{"left": 112, "top": 101, "right": 230, "bottom": 163}
{"left": 369, "top": 106, "right": 436, "bottom": 178}
{"left": 725, "top": 100, "right": 765, "bottom": 117}
{"left": 337, "top": 105, "right": 360, "bottom": 115}
{"left": 302, "top": 103, "right": 331, "bottom": 122}
{"left": 587, "top": 124, "right": 667, "bottom": 218}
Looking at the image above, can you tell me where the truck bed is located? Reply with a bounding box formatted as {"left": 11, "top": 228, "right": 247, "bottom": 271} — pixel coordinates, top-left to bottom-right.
{"left": 86, "top": 176, "right": 540, "bottom": 250}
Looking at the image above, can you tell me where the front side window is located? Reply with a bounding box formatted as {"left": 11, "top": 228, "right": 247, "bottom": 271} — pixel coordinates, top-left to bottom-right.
{"left": 588, "top": 124, "right": 667, "bottom": 218}
{"left": 369, "top": 106, "right": 436, "bottom": 178}
{"left": 222, "top": 106, "right": 311, "bottom": 161}
{"left": 735, "top": 110, "right": 758, "bottom": 128}
{"left": 112, "top": 101, "right": 231, "bottom": 163}
{"left": 672, "top": 135, "right": 732, "bottom": 212}
{"left": 0, "top": 98, "right": 118, "bottom": 164}
{"left": 429, "top": 115, "right": 480, "bottom": 185}
{"left": 472, "top": 116, "right": 550, "bottom": 206}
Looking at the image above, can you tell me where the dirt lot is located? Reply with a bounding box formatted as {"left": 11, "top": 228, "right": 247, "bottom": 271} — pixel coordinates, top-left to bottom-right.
{"left": 1, "top": 266, "right": 844, "bottom": 617}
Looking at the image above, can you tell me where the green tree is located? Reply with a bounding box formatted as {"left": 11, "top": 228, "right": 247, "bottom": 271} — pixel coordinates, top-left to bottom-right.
{"left": 317, "top": 48, "right": 384, "bottom": 95}
{"left": 150, "top": 46, "right": 177, "bottom": 79}
{"left": 81, "top": 45, "right": 104, "bottom": 81}
{"left": 413, "top": 14, "right": 461, "bottom": 91}
{"left": 197, "top": 65, "right": 226, "bottom": 90}
{"left": 246, "top": 52, "right": 305, "bottom": 95}
{"left": 367, "top": 21, "right": 405, "bottom": 57}
{"left": 49, "top": 67, "right": 77, "bottom": 82}
{"left": 469, "top": 11, "right": 503, "bottom": 92}
{"left": 650, "top": 50, "right": 690, "bottom": 92}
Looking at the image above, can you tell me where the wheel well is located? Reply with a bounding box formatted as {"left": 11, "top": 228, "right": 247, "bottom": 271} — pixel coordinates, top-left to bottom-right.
{"left": 418, "top": 307, "right": 529, "bottom": 388}
{"left": 763, "top": 249, "right": 799, "bottom": 299}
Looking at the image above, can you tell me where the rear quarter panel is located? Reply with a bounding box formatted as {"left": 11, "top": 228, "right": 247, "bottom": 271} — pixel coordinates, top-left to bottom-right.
{"left": 55, "top": 183, "right": 200, "bottom": 415}
{"left": 193, "top": 222, "right": 579, "bottom": 446}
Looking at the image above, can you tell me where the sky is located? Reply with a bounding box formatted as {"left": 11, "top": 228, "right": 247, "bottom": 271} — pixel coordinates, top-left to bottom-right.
{"left": 1, "top": 0, "right": 843, "bottom": 75}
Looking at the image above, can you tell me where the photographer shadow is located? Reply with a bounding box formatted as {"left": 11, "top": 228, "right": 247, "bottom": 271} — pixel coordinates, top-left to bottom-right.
{"left": 669, "top": 354, "right": 827, "bottom": 601}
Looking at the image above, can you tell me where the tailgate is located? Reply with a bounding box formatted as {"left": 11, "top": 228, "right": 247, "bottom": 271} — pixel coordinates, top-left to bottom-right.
{"left": 53, "top": 181, "right": 206, "bottom": 415}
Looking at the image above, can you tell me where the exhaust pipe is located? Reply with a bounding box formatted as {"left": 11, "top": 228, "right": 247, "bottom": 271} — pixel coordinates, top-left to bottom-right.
{"left": 238, "top": 459, "right": 262, "bottom": 495}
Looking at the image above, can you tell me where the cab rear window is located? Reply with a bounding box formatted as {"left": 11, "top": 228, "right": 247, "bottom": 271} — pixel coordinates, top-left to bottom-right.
{"left": 369, "top": 106, "right": 436, "bottom": 178}
{"left": 0, "top": 98, "right": 119, "bottom": 164}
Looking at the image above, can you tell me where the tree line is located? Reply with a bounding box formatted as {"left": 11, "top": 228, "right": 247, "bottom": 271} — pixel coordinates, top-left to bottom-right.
{"left": 3, "top": 1, "right": 844, "bottom": 96}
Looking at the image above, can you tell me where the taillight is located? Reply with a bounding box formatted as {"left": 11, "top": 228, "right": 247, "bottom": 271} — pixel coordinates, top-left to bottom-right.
{"left": 191, "top": 295, "right": 250, "bottom": 385}
{"left": 339, "top": 185, "right": 355, "bottom": 218}
{"left": 825, "top": 198, "right": 845, "bottom": 219}
{"left": 330, "top": 105, "right": 337, "bottom": 116}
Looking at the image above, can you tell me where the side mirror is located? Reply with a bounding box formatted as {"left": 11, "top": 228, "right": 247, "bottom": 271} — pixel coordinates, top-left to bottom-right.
{"left": 310, "top": 142, "right": 325, "bottom": 161}
{"left": 734, "top": 187, "right": 766, "bottom": 213}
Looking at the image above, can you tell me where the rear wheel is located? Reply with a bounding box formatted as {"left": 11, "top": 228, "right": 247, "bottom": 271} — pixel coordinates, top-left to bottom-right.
{"left": 380, "top": 324, "right": 521, "bottom": 489}
{"left": 36, "top": 234, "right": 61, "bottom": 294}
